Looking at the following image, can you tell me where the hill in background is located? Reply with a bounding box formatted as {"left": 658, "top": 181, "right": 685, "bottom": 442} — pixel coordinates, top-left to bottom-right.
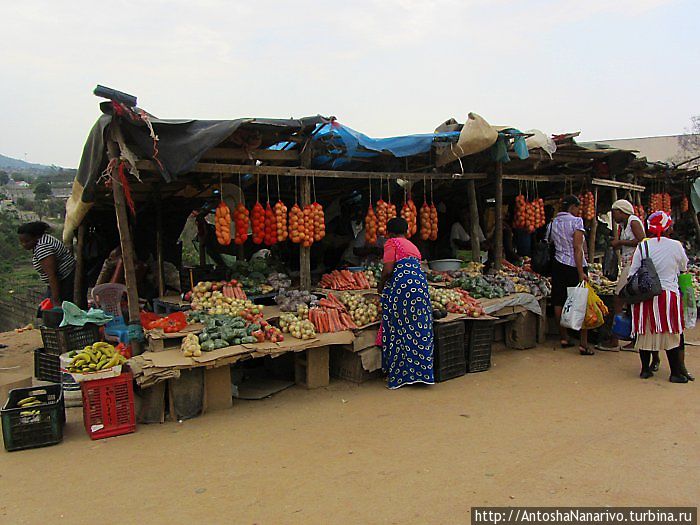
{"left": 0, "top": 153, "right": 62, "bottom": 173}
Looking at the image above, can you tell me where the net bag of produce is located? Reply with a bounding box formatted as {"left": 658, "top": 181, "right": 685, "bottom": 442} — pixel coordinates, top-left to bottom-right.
{"left": 679, "top": 273, "right": 697, "bottom": 330}
{"left": 560, "top": 282, "right": 589, "bottom": 331}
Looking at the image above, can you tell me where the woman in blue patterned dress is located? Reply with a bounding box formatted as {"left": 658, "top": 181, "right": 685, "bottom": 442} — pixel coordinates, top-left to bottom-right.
{"left": 377, "top": 218, "right": 434, "bottom": 389}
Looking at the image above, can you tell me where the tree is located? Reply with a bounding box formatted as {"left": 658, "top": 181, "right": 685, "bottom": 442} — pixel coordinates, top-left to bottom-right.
{"left": 0, "top": 171, "right": 9, "bottom": 186}
{"left": 678, "top": 115, "right": 700, "bottom": 169}
{"left": 33, "top": 181, "right": 52, "bottom": 201}
{"left": 16, "top": 198, "right": 33, "bottom": 211}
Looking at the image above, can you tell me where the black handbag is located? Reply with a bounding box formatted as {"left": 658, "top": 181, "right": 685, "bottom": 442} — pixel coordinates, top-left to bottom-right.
{"left": 602, "top": 246, "right": 619, "bottom": 281}
{"left": 532, "top": 225, "right": 554, "bottom": 276}
{"left": 620, "top": 241, "right": 662, "bottom": 304}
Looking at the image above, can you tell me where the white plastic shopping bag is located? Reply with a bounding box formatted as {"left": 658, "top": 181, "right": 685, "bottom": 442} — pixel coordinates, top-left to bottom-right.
{"left": 560, "top": 283, "right": 589, "bottom": 331}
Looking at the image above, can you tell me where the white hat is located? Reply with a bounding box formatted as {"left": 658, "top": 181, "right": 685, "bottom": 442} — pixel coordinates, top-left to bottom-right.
{"left": 611, "top": 199, "right": 634, "bottom": 215}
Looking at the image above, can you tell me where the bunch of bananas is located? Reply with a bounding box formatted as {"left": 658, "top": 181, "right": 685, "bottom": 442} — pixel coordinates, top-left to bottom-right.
{"left": 67, "top": 342, "right": 126, "bottom": 374}
{"left": 17, "top": 396, "right": 42, "bottom": 416}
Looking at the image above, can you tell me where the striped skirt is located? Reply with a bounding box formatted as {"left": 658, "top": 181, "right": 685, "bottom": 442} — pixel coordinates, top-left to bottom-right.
{"left": 631, "top": 290, "right": 684, "bottom": 337}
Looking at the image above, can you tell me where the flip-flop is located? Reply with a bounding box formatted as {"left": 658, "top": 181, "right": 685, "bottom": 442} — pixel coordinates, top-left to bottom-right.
{"left": 560, "top": 340, "right": 574, "bottom": 348}
{"left": 596, "top": 344, "right": 620, "bottom": 352}
{"left": 579, "top": 346, "right": 595, "bottom": 356}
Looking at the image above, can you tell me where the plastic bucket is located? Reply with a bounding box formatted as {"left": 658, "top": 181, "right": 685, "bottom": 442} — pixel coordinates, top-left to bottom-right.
{"left": 612, "top": 314, "right": 632, "bottom": 340}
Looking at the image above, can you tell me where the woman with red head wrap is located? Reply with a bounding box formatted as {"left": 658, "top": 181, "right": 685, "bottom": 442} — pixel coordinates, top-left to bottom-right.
{"left": 627, "top": 212, "right": 691, "bottom": 382}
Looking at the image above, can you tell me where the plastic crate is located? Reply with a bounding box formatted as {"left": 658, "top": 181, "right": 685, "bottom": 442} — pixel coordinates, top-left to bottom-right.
{"left": 1, "top": 384, "right": 65, "bottom": 452}
{"left": 81, "top": 372, "right": 135, "bottom": 440}
{"left": 433, "top": 321, "right": 466, "bottom": 382}
{"left": 34, "top": 348, "right": 61, "bottom": 383}
{"left": 40, "top": 324, "right": 101, "bottom": 355}
{"left": 464, "top": 319, "right": 495, "bottom": 373}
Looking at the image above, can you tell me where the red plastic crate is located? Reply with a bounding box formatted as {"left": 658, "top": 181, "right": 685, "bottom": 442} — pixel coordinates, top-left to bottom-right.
{"left": 81, "top": 372, "right": 135, "bottom": 440}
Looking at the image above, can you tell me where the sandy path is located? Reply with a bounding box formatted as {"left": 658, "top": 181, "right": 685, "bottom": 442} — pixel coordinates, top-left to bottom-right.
{"left": 0, "top": 331, "right": 698, "bottom": 524}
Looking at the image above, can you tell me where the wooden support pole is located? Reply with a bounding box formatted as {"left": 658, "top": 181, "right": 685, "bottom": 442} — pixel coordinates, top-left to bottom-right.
{"left": 73, "top": 222, "right": 87, "bottom": 308}
{"left": 300, "top": 176, "right": 312, "bottom": 290}
{"left": 611, "top": 186, "right": 619, "bottom": 242}
{"left": 494, "top": 162, "right": 504, "bottom": 270}
{"left": 467, "top": 179, "right": 481, "bottom": 261}
{"left": 107, "top": 125, "right": 142, "bottom": 355}
{"left": 692, "top": 211, "right": 700, "bottom": 250}
{"left": 588, "top": 187, "right": 599, "bottom": 263}
{"left": 156, "top": 191, "right": 166, "bottom": 298}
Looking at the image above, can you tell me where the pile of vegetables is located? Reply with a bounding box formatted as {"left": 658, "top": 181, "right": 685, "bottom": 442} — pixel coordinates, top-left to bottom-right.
{"left": 181, "top": 333, "right": 202, "bottom": 357}
{"left": 279, "top": 312, "right": 317, "bottom": 340}
{"left": 233, "top": 203, "right": 249, "bottom": 245}
{"left": 274, "top": 289, "right": 319, "bottom": 312}
{"left": 650, "top": 193, "right": 672, "bottom": 214}
{"left": 319, "top": 269, "right": 372, "bottom": 290}
{"left": 192, "top": 309, "right": 284, "bottom": 350}
{"left": 429, "top": 286, "right": 484, "bottom": 317}
{"left": 308, "top": 293, "right": 358, "bottom": 333}
{"left": 448, "top": 275, "right": 507, "bottom": 299}
{"left": 588, "top": 263, "right": 616, "bottom": 296}
{"left": 267, "top": 272, "right": 292, "bottom": 290}
{"left": 189, "top": 285, "right": 259, "bottom": 316}
{"left": 187, "top": 280, "right": 247, "bottom": 308}
{"left": 215, "top": 201, "right": 232, "bottom": 246}
{"left": 363, "top": 269, "right": 377, "bottom": 288}
{"left": 338, "top": 292, "right": 380, "bottom": 326}
{"left": 579, "top": 191, "right": 595, "bottom": 220}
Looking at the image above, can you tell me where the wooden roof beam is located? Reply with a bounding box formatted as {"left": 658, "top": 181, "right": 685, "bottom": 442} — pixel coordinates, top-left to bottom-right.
{"left": 135, "top": 160, "right": 487, "bottom": 181}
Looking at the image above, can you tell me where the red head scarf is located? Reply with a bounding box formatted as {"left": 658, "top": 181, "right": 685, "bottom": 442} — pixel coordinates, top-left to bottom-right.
{"left": 647, "top": 211, "right": 672, "bottom": 240}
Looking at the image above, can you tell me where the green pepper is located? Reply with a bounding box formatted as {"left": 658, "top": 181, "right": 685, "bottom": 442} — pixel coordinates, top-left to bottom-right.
{"left": 201, "top": 340, "right": 216, "bottom": 352}
{"left": 198, "top": 332, "right": 210, "bottom": 343}
{"left": 246, "top": 323, "right": 261, "bottom": 335}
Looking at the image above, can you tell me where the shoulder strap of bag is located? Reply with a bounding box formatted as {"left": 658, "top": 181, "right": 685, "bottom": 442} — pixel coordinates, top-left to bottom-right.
{"left": 642, "top": 240, "right": 649, "bottom": 259}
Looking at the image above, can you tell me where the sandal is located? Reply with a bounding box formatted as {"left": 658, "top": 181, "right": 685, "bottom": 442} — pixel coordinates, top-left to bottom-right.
{"left": 579, "top": 346, "right": 595, "bottom": 356}
{"left": 596, "top": 344, "right": 620, "bottom": 352}
{"left": 560, "top": 340, "right": 574, "bottom": 348}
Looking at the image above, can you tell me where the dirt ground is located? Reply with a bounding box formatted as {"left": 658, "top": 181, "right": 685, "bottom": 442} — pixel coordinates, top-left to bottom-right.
{"left": 0, "top": 327, "right": 698, "bottom": 525}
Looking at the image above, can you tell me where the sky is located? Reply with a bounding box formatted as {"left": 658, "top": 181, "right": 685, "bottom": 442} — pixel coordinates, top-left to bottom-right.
{"left": 1, "top": 0, "right": 698, "bottom": 168}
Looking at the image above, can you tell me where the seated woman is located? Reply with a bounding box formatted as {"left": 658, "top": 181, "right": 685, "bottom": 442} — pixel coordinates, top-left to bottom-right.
{"left": 377, "top": 218, "right": 434, "bottom": 389}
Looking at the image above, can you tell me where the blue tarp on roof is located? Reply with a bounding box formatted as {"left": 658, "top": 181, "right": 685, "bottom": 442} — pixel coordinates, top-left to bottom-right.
{"left": 305, "top": 122, "right": 460, "bottom": 169}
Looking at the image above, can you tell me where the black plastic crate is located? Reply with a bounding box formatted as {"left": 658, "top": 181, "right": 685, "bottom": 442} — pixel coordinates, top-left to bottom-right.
{"left": 465, "top": 319, "right": 495, "bottom": 373}
{"left": 40, "top": 324, "right": 100, "bottom": 355}
{"left": 433, "top": 321, "right": 466, "bottom": 382}
{"left": 2, "top": 384, "right": 65, "bottom": 452}
{"left": 34, "top": 348, "right": 61, "bottom": 383}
